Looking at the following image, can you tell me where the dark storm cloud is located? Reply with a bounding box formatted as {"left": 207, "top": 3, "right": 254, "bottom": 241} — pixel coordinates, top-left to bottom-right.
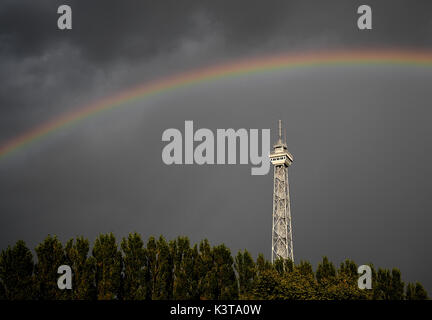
{"left": 1, "top": 0, "right": 432, "bottom": 294}
{"left": 2, "top": 1, "right": 432, "bottom": 64}
{"left": 2, "top": 0, "right": 432, "bottom": 121}
{"left": 1, "top": 0, "right": 206, "bottom": 63}
{"left": 1, "top": 0, "right": 432, "bottom": 129}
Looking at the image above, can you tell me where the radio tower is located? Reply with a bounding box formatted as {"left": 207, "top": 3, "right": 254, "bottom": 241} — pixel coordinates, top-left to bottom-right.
{"left": 270, "top": 120, "right": 294, "bottom": 263}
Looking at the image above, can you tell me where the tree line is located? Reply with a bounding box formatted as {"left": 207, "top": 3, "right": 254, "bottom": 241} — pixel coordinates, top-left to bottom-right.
{"left": 0, "top": 233, "right": 428, "bottom": 300}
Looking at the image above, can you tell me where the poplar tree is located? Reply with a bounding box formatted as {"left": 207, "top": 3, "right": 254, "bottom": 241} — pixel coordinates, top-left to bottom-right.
{"left": 338, "top": 259, "right": 358, "bottom": 279}
{"left": 273, "top": 258, "right": 285, "bottom": 275}
{"left": 414, "top": 282, "right": 428, "bottom": 300}
{"left": 145, "top": 236, "right": 157, "bottom": 299}
{"left": 172, "top": 236, "right": 199, "bottom": 299}
{"left": 375, "top": 268, "right": 392, "bottom": 299}
{"left": 335, "top": 259, "right": 370, "bottom": 299}
{"left": 171, "top": 237, "right": 184, "bottom": 299}
{"left": 316, "top": 256, "right": 336, "bottom": 283}
{"left": 121, "top": 232, "right": 146, "bottom": 300}
{"left": 187, "top": 244, "right": 201, "bottom": 299}
{"left": 406, "top": 282, "right": 428, "bottom": 300}
{"left": 211, "top": 244, "right": 238, "bottom": 299}
{"left": 0, "top": 240, "right": 34, "bottom": 300}
{"left": 34, "top": 235, "right": 67, "bottom": 300}
{"left": 405, "top": 283, "right": 415, "bottom": 300}
{"left": 389, "top": 268, "right": 405, "bottom": 300}
{"left": 369, "top": 263, "right": 383, "bottom": 300}
{"left": 255, "top": 253, "right": 272, "bottom": 275}
{"left": 284, "top": 258, "right": 294, "bottom": 273}
{"left": 0, "top": 234, "right": 429, "bottom": 300}
{"left": 65, "top": 237, "right": 96, "bottom": 300}
{"left": 92, "top": 233, "right": 122, "bottom": 300}
{"left": 234, "top": 249, "right": 256, "bottom": 298}
{"left": 252, "top": 269, "right": 281, "bottom": 299}
{"left": 278, "top": 268, "right": 317, "bottom": 300}
{"left": 153, "top": 236, "right": 173, "bottom": 299}
{"left": 296, "top": 260, "right": 314, "bottom": 279}
{"left": 198, "top": 239, "right": 214, "bottom": 299}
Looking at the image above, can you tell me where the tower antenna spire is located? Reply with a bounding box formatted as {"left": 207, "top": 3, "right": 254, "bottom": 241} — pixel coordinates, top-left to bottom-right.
{"left": 278, "top": 120, "right": 282, "bottom": 142}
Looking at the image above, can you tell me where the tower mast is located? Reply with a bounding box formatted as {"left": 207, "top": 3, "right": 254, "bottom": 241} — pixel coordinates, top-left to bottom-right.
{"left": 269, "top": 120, "right": 294, "bottom": 262}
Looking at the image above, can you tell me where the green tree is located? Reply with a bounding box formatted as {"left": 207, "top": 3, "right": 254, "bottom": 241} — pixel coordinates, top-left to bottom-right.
{"left": 255, "top": 253, "right": 272, "bottom": 275}
{"left": 0, "top": 240, "right": 34, "bottom": 300}
{"left": 406, "top": 282, "right": 429, "bottom": 300}
{"left": 253, "top": 264, "right": 317, "bottom": 300}
{"left": 0, "top": 234, "right": 429, "bottom": 301}
{"left": 252, "top": 269, "right": 282, "bottom": 300}
{"left": 171, "top": 237, "right": 199, "bottom": 300}
{"left": 375, "top": 268, "right": 392, "bottom": 299}
{"left": 64, "top": 237, "right": 96, "bottom": 300}
{"left": 389, "top": 268, "right": 404, "bottom": 300}
{"left": 34, "top": 235, "right": 67, "bottom": 300}
{"left": 278, "top": 269, "right": 317, "bottom": 300}
{"left": 198, "top": 241, "right": 238, "bottom": 299}
{"left": 273, "top": 258, "right": 285, "bottom": 275}
{"left": 296, "top": 260, "right": 314, "bottom": 279}
{"left": 273, "top": 258, "right": 294, "bottom": 275}
{"left": 145, "top": 236, "right": 157, "bottom": 299}
{"left": 121, "top": 232, "right": 146, "bottom": 300}
{"left": 316, "top": 256, "right": 336, "bottom": 284}
{"left": 368, "top": 263, "right": 383, "bottom": 300}
{"left": 188, "top": 244, "right": 201, "bottom": 299}
{"left": 152, "top": 236, "right": 173, "bottom": 299}
{"left": 171, "top": 237, "right": 185, "bottom": 299}
{"left": 373, "top": 268, "right": 407, "bottom": 300}
{"left": 318, "top": 276, "right": 370, "bottom": 300}
{"left": 234, "top": 250, "right": 256, "bottom": 299}
{"left": 92, "top": 233, "right": 122, "bottom": 300}
{"left": 197, "top": 239, "right": 214, "bottom": 299}
{"left": 284, "top": 259, "right": 294, "bottom": 273}
{"left": 338, "top": 259, "right": 357, "bottom": 279}
{"left": 315, "top": 257, "right": 369, "bottom": 300}
{"left": 211, "top": 244, "right": 238, "bottom": 299}
{"left": 414, "top": 282, "right": 428, "bottom": 300}
{"left": 334, "top": 259, "right": 371, "bottom": 300}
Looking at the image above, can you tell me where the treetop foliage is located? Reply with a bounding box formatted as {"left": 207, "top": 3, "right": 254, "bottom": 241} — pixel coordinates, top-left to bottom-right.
{"left": 0, "top": 234, "right": 428, "bottom": 300}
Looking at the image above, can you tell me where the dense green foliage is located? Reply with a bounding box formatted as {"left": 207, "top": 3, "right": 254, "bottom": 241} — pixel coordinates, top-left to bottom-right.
{"left": 0, "top": 234, "right": 428, "bottom": 300}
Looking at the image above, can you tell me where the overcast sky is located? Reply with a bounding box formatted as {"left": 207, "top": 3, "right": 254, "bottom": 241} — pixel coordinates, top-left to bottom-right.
{"left": 1, "top": 0, "right": 432, "bottom": 293}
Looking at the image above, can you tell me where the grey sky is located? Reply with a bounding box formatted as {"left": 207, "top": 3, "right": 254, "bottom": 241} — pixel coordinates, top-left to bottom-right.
{"left": 1, "top": 0, "right": 432, "bottom": 293}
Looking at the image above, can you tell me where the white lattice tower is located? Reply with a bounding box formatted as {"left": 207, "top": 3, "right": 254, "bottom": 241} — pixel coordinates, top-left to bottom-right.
{"left": 270, "top": 120, "right": 294, "bottom": 263}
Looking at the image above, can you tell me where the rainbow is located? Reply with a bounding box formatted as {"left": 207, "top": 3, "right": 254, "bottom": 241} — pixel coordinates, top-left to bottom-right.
{"left": 1, "top": 48, "right": 432, "bottom": 160}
